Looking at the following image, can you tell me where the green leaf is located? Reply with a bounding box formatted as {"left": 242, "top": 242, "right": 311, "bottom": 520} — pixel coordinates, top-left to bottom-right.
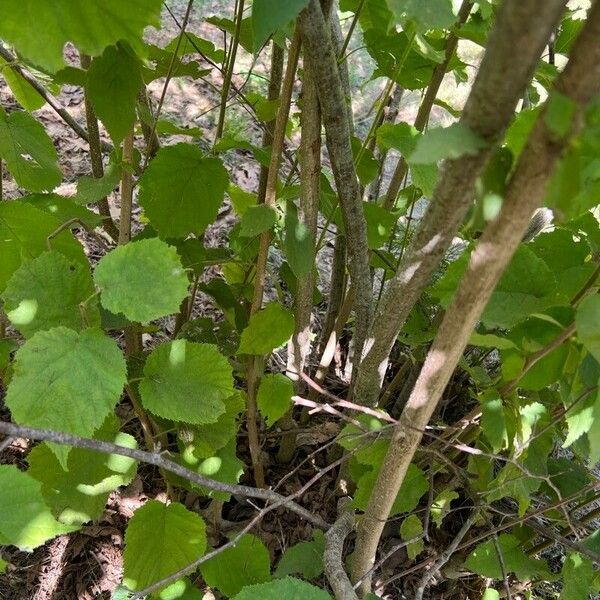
{"left": 0, "top": 0, "right": 162, "bottom": 72}
{"left": 76, "top": 161, "right": 122, "bottom": 205}
{"left": 468, "top": 332, "right": 517, "bottom": 350}
{"left": 232, "top": 577, "right": 331, "bottom": 600}
{"left": 200, "top": 534, "right": 271, "bottom": 597}
{"left": 399, "top": 514, "right": 424, "bottom": 559}
{"left": 206, "top": 16, "right": 254, "bottom": 55}
{"left": 576, "top": 295, "right": 600, "bottom": 363}
{"left": 482, "top": 590, "right": 499, "bottom": 600}
{"left": 138, "top": 143, "right": 229, "bottom": 239}
{"left": 376, "top": 122, "right": 420, "bottom": 154}
{"left": 257, "top": 373, "right": 294, "bottom": 425}
{"left": 5, "top": 327, "right": 127, "bottom": 467}
{"left": 464, "top": 534, "right": 550, "bottom": 580}
{"left": 355, "top": 463, "right": 428, "bottom": 516}
{"left": 387, "top": 0, "right": 456, "bottom": 31}
{"left": 194, "top": 439, "right": 245, "bottom": 502}
{"left": 86, "top": 44, "right": 142, "bottom": 144}
{"left": 0, "top": 106, "right": 62, "bottom": 191}
{"left": 140, "top": 340, "right": 234, "bottom": 425}
{"left": 165, "top": 33, "right": 225, "bottom": 63}
{"left": 560, "top": 553, "right": 594, "bottom": 600}
{"left": 430, "top": 490, "right": 459, "bottom": 528}
{"left": 152, "top": 578, "right": 202, "bottom": 600}
{"left": 545, "top": 92, "right": 577, "bottom": 139}
{"left": 410, "top": 123, "right": 488, "bottom": 164}
{"left": 94, "top": 238, "right": 189, "bottom": 323}
{"left": 284, "top": 201, "right": 315, "bottom": 278}
{"left": 0, "top": 465, "right": 76, "bottom": 551}
{"left": 229, "top": 185, "right": 257, "bottom": 216}
{"left": 123, "top": 500, "right": 207, "bottom": 591}
{"left": 28, "top": 415, "right": 137, "bottom": 525}
{"left": 480, "top": 391, "right": 507, "bottom": 453}
{"left": 0, "top": 56, "right": 45, "bottom": 110}
{"left": 239, "top": 204, "right": 277, "bottom": 237}
{"left": 275, "top": 530, "right": 325, "bottom": 579}
{"left": 238, "top": 303, "right": 295, "bottom": 355}
{"left": 22, "top": 193, "right": 103, "bottom": 228}
{"left": 363, "top": 203, "right": 399, "bottom": 249}
{"left": 252, "top": 0, "right": 310, "bottom": 52}
{"left": 1, "top": 251, "right": 99, "bottom": 337}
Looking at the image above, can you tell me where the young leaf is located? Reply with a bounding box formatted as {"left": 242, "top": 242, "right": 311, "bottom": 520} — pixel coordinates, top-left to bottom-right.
{"left": 0, "top": 465, "right": 76, "bottom": 551}
{"left": 200, "top": 534, "right": 271, "bottom": 597}
{"left": 252, "top": 0, "right": 310, "bottom": 52}
{"left": 232, "top": 577, "right": 331, "bottom": 600}
{"left": 86, "top": 44, "right": 142, "bottom": 144}
{"left": 399, "top": 514, "right": 424, "bottom": 559}
{"left": 257, "top": 373, "right": 294, "bottom": 426}
{"left": 195, "top": 439, "right": 245, "bottom": 502}
{"left": 0, "top": 0, "right": 162, "bottom": 72}
{"left": 1, "top": 251, "right": 99, "bottom": 337}
{"left": 123, "top": 500, "right": 207, "bottom": 591}
{"left": 410, "top": 123, "right": 488, "bottom": 164}
{"left": 576, "top": 295, "right": 600, "bottom": 363}
{"left": 94, "top": 238, "right": 189, "bottom": 323}
{"left": 0, "top": 55, "right": 46, "bottom": 111}
{"left": 238, "top": 303, "right": 295, "bottom": 355}
{"left": 5, "top": 327, "right": 127, "bottom": 467}
{"left": 430, "top": 490, "right": 459, "bottom": 528}
{"left": 138, "top": 144, "right": 229, "bottom": 239}
{"left": 139, "top": 340, "right": 234, "bottom": 425}
{"left": 239, "top": 204, "right": 277, "bottom": 237}
{"left": 274, "top": 530, "right": 325, "bottom": 579}
{"left": 28, "top": 415, "right": 137, "bottom": 525}
{"left": 0, "top": 106, "right": 62, "bottom": 191}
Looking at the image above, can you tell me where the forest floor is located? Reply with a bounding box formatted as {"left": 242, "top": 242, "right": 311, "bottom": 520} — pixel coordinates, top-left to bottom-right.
{"left": 0, "top": 2, "right": 479, "bottom": 598}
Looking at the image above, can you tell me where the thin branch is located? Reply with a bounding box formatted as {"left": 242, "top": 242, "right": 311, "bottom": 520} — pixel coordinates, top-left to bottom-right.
{"left": 0, "top": 420, "right": 329, "bottom": 528}
{"left": 324, "top": 498, "right": 358, "bottom": 600}
{"left": 0, "top": 45, "right": 112, "bottom": 153}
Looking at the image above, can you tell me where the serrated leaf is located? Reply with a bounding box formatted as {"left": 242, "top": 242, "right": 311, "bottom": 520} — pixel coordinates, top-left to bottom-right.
{"left": 94, "top": 238, "right": 189, "bottom": 323}
{"left": 355, "top": 463, "right": 428, "bottom": 516}
{"left": 464, "top": 534, "right": 550, "bottom": 580}
{"left": 87, "top": 44, "right": 142, "bottom": 144}
{"left": 0, "top": 0, "right": 162, "bottom": 72}
{"left": 560, "top": 553, "right": 594, "bottom": 600}
{"left": 399, "top": 514, "right": 424, "bottom": 559}
{"left": 252, "top": 0, "right": 310, "bottom": 52}
{"left": 28, "top": 415, "right": 137, "bottom": 525}
{"left": 0, "top": 465, "right": 76, "bottom": 551}
{"left": 123, "top": 500, "right": 207, "bottom": 591}
{"left": 376, "top": 122, "right": 420, "bottom": 154}
{"left": 257, "top": 373, "right": 294, "bottom": 425}
{"left": 232, "top": 577, "right": 331, "bottom": 600}
{"left": 228, "top": 185, "right": 257, "bottom": 216}
{"left": 410, "top": 122, "right": 488, "bottom": 164}
{"left": 200, "top": 534, "right": 271, "bottom": 596}
{"left": 431, "top": 490, "right": 459, "bottom": 528}
{"left": 2, "top": 251, "right": 99, "bottom": 337}
{"left": 195, "top": 439, "right": 244, "bottom": 502}
{"left": 576, "top": 295, "right": 600, "bottom": 364}
{"left": 387, "top": 0, "right": 456, "bottom": 31}
{"left": 6, "top": 327, "right": 127, "bottom": 467}
{"left": 239, "top": 204, "right": 277, "bottom": 237}
{"left": 0, "top": 106, "right": 62, "bottom": 191}
{"left": 76, "top": 161, "right": 122, "bottom": 205}
{"left": 238, "top": 303, "right": 294, "bottom": 355}
{"left": 140, "top": 340, "right": 234, "bottom": 425}
{"left": 138, "top": 143, "right": 229, "bottom": 239}
{"left": 0, "top": 201, "right": 87, "bottom": 292}
{"left": 284, "top": 201, "right": 315, "bottom": 278}
{"left": 22, "top": 193, "right": 103, "bottom": 228}
{"left": 274, "top": 530, "right": 325, "bottom": 579}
